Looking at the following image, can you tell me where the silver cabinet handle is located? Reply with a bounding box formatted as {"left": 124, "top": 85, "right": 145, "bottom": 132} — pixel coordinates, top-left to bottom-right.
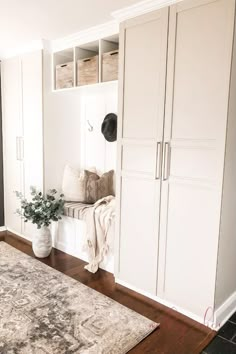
{"left": 155, "top": 142, "right": 162, "bottom": 179}
{"left": 19, "top": 137, "right": 24, "bottom": 161}
{"left": 16, "top": 137, "right": 24, "bottom": 161}
{"left": 163, "top": 142, "right": 171, "bottom": 181}
{"left": 16, "top": 137, "right": 20, "bottom": 160}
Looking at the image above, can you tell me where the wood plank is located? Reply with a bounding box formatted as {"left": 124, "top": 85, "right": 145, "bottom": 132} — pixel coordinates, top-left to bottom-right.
{"left": 0, "top": 231, "right": 215, "bottom": 354}
{"left": 0, "top": 230, "right": 6, "bottom": 241}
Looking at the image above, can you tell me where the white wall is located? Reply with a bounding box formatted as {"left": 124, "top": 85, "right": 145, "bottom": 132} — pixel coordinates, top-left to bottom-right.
{"left": 80, "top": 84, "right": 118, "bottom": 174}
{"left": 215, "top": 23, "right": 236, "bottom": 309}
{"left": 43, "top": 47, "right": 82, "bottom": 191}
{"left": 215, "top": 21, "right": 236, "bottom": 309}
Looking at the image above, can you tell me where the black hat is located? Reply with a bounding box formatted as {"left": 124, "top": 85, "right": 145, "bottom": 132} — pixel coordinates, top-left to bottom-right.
{"left": 101, "top": 113, "right": 117, "bottom": 142}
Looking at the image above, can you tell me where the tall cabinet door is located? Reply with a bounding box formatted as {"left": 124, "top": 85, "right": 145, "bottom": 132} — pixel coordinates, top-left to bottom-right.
{"left": 1, "top": 57, "right": 23, "bottom": 234}
{"left": 116, "top": 8, "right": 169, "bottom": 295}
{"left": 22, "top": 50, "right": 43, "bottom": 239}
{"left": 158, "top": 0, "right": 235, "bottom": 317}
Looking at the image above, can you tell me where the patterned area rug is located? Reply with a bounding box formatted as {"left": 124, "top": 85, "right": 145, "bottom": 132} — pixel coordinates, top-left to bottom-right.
{"left": 0, "top": 242, "right": 158, "bottom": 353}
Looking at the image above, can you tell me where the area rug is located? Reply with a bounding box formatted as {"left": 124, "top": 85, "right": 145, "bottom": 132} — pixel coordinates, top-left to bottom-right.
{"left": 0, "top": 242, "right": 158, "bottom": 353}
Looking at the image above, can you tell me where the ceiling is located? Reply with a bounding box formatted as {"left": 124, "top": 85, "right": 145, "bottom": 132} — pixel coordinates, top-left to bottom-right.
{"left": 0, "top": 0, "right": 140, "bottom": 55}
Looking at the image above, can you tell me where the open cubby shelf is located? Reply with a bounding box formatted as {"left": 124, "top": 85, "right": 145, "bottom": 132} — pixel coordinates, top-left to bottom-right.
{"left": 53, "top": 34, "right": 119, "bottom": 91}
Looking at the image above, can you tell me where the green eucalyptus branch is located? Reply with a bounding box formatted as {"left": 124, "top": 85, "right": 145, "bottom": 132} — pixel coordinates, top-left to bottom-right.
{"left": 15, "top": 186, "right": 65, "bottom": 229}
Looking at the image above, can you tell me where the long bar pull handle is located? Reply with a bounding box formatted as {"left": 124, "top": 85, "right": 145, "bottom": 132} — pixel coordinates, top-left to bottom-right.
{"left": 163, "top": 142, "right": 170, "bottom": 181}
{"left": 156, "top": 142, "right": 162, "bottom": 179}
{"left": 16, "top": 137, "right": 20, "bottom": 160}
{"left": 19, "top": 137, "right": 24, "bottom": 161}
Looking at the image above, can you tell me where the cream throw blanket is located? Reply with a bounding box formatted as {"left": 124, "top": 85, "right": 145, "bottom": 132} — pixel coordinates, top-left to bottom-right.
{"left": 64, "top": 196, "right": 115, "bottom": 273}
{"left": 83, "top": 195, "right": 115, "bottom": 273}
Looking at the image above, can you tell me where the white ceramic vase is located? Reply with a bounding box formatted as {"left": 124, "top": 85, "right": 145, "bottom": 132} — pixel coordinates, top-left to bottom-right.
{"left": 32, "top": 226, "right": 52, "bottom": 258}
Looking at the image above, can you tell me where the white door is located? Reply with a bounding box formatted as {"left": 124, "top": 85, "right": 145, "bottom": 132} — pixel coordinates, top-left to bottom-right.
{"left": 1, "top": 57, "right": 23, "bottom": 234}
{"left": 116, "top": 8, "right": 169, "bottom": 295}
{"left": 158, "top": 0, "right": 235, "bottom": 317}
{"left": 21, "top": 50, "right": 43, "bottom": 239}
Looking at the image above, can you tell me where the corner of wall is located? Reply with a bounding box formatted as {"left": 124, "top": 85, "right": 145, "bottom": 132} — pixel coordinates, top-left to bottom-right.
{"left": 215, "top": 11, "right": 236, "bottom": 311}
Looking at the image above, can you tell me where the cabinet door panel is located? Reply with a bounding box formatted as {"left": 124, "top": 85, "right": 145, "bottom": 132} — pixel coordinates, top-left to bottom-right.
{"left": 1, "top": 58, "right": 22, "bottom": 234}
{"left": 122, "top": 9, "right": 168, "bottom": 141}
{"left": 158, "top": 0, "right": 235, "bottom": 317}
{"left": 170, "top": 145, "right": 218, "bottom": 181}
{"left": 119, "top": 177, "right": 160, "bottom": 295}
{"left": 22, "top": 50, "right": 43, "bottom": 239}
{"left": 116, "top": 7, "right": 169, "bottom": 295}
{"left": 122, "top": 143, "right": 157, "bottom": 177}
{"left": 171, "top": 0, "right": 232, "bottom": 141}
{"left": 163, "top": 182, "right": 219, "bottom": 315}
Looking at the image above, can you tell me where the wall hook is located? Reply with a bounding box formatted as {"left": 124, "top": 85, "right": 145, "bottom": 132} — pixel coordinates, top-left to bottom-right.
{"left": 87, "top": 120, "right": 93, "bottom": 132}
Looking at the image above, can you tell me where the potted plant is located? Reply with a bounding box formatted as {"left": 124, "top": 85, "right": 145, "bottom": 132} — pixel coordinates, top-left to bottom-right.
{"left": 15, "top": 187, "right": 65, "bottom": 258}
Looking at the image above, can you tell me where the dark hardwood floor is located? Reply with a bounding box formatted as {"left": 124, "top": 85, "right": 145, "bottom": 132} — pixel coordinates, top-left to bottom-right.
{"left": 0, "top": 231, "right": 216, "bottom": 354}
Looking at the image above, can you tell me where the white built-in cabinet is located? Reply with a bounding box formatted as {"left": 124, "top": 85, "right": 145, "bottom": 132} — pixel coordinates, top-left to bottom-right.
{"left": 1, "top": 57, "right": 23, "bottom": 234}
{"left": 1, "top": 50, "right": 43, "bottom": 239}
{"left": 116, "top": 0, "right": 236, "bottom": 327}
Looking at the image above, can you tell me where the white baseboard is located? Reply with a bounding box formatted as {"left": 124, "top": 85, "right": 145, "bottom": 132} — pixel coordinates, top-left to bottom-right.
{"left": 55, "top": 239, "right": 114, "bottom": 274}
{"left": 214, "top": 291, "right": 236, "bottom": 330}
{"left": 115, "top": 278, "right": 214, "bottom": 329}
{"left": 0, "top": 226, "right": 6, "bottom": 232}
{"left": 54, "top": 240, "right": 78, "bottom": 258}
{"left": 116, "top": 279, "right": 236, "bottom": 330}
{"left": 6, "top": 227, "right": 32, "bottom": 242}
{"left": 6, "top": 225, "right": 114, "bottom": 274}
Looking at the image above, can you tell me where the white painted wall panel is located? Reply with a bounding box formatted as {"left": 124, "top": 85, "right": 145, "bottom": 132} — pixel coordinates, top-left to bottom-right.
{"left": 43, "top": 48, "right": 82, "bottom": 192}
{"left": 215, "top": 15, "right": 236, "bottom": 310}
{"left": 80, "top": 84, "right": 118, "bottom": 175}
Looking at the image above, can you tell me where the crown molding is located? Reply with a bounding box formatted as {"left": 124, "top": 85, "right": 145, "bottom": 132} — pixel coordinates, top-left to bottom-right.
{"left": 51, "top": 20, "right": 119, "bottom": 53}
{"left": 0, "top": 0, "right": 183, "bottom": 58}
{"left": 0, "top": 40, "right": 43, "bottom": 60}
{"left": 111, "top": 0, "right": 183, "bottom": 22}
{"left": 51, "top": 0, "right": 182, "bottom": 53}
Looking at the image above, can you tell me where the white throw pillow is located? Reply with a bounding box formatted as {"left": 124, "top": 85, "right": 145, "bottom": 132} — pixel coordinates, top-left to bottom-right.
{"left": 62, "top": 165, "right": 97, "bottom": 202}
